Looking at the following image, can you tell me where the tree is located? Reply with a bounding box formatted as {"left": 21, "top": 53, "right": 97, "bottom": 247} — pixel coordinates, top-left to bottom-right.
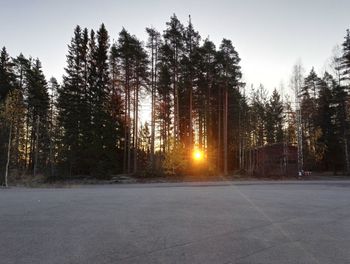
{"left": 316, "top": 73, "right": 336, "bottom": 170}
{"left": 0, "top": 47, "right": 15, "bottom": 102}
{"left": 132, "top": 37, "right": 149, "bottom": 173}
{"left": 48, "top": 77, "right": 60, "bottom": 178}
{"left": 336, "top": 29, "right": 350, "bottom": 174}
{"left": 250, "top": 84, "right": 268, "bottom": 147}
{"left": 57, "top": 25, "right": 86, "bottom": 175}
{"left": 89, "top": 24, "right": 117, "bottom": 176}
{"left": 117, "top": 28, "right": 148, "bottom": 174}
{"left": 301, "top": 68, "right": 327, "bottom": 169}
{"left": 146, "top": 27, "right": 161, "bottom": 170}
{"left": 216, "top": 39, "right": 243, "bottom": 174}
{"left": 197, "top": 39, "right": 217, "bottom": 168}
{"left": 338, "top": 29, "right": 350, "bottom": 83}
{"left": 290, "top": 62, "right": 305, "bottom": 173}
{"left": 109, "top": 42, "right": 125, "bottom": 173}
{"left": 26, "top": 59, "right": 50, "bottom": 175}
{"left": 163, "top": 14, "right": 184, "bottom": 142}
{"left": 266, "top": 89, "right": 284, "bottom": 144}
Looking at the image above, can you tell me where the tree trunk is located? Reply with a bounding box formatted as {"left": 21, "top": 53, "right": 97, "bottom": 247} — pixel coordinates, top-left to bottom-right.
{"left": 133, "top": 80, "right": 139, "bottom": 174}
{"left": 224, "top": 88, "right": 228, "bottom": 176}
{"left": 344, "top": 135, "right": 350, "bottom": 175}
{"left": 127, "top": 72, "right": 132, "bottom": 174}
{"left": 5, "top": 121, "right": 12, "bottom": 187}
{"left": 123, "top": 77, "right": 128, "bottom": 174}
{"left": 150, "top": 38, "right": 155, "bottom": 169}
{"left": 33, "top": 115, "right": 40, "bottom": 177}
{"left": 218, "top": 87, "right": 221, "bottom": 172}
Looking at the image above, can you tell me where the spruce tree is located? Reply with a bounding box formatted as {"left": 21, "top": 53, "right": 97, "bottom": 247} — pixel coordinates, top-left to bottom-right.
{"left": 301, "top": 68, "right": 321, "bottom": 169}
{"left": 26, "top": 58, "right": 50, "bottom": 174}
{"left": 0, "top": 47, "right": 15, "bottom": 102}
{"left": 337, "top": 29, "right": 350, "bottom": 174}
{"left": 316, "top": 73, "right": 335, "bottom": 170}
{"left": 91, "top": 23, "right": 115, "bottom": 176}
{"left": 266, "top": 89, "right": 284, "bottom": 144}
{"left": 339, "top": 29, "right": 350, "bottom": 83}
{"left": 57, "top": 25, "right": 85, "bottom": 175}
{"left": 0, "top": 47, "right": 15, "bottom": 184}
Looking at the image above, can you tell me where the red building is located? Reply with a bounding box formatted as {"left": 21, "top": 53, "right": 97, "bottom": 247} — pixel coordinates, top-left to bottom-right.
{"left": 245, "top": 143, "right": 298, "bottom": 177}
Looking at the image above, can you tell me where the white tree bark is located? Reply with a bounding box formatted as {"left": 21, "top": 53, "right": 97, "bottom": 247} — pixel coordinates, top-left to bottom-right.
{"left": 5, "top": 122, "right": 12, "bottom": 187}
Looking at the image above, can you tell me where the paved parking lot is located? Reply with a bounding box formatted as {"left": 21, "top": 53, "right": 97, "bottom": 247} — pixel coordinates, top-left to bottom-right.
{"left": 1, "top": 181, "right": 350, "bottom": 263}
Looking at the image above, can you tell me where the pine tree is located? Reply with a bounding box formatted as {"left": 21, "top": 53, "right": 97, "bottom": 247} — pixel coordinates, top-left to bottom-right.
{"left": 157, "top": 43, "right": 172, "bottom": 153}
{"left": 179, "top": 16, "right": 200, "bottom": 153}
{"left": 117, "top": 28, "right": 148, "bottom": 174}
{"left": 197, "top": 39, "right": 217, "bottom": 168}
{"left": 117, "top": 28, "right": 135, "bottom": 173}
{"left": 216, "top": 39, "right": 242, "bottom": 174}
{"left": 146, "top": 27, "right": 161, "bottom": 170}
{"left": 132, "top": 39, "right": 149, "bottom": 173}
{"left": 12, "top": 54, "right": 30, "bottom": 171}
{"left": 163, "top": 14, "right": 184, "bottom": 142}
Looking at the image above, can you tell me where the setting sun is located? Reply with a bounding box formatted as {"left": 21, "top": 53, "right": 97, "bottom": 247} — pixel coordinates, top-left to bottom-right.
{"left": 193, "top": 150, "right": 203, "bottom": 161}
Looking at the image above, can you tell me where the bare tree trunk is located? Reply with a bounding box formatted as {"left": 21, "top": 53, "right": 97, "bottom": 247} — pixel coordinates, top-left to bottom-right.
{"left": 49, "top": 136, "right": 53, "bottom": 178}
{"left": 33, "top": 115, "right": 40, "bottom": 177}
{"left": 218, "top": 87, "right": 221, "bottom": 173}
{"left": 5, "top": 121, "right": 12, "bottom": 187}
{"left": 127, "top": 83, "right": 131, "bottom": 174}
{"left": 344, "top": 135, "right": 350, "bottom": 175}
{"left": 189, "top": 26, "right": 193, "bottom": 153}
{"left": 133, "top": 80, "right": 139, "bottom": 174}
{"left": 150, "top": 38, "right": 155, "bottom": 169}
{"left": 189, "top": 84, "right": 193, "bottom": 150}
{"left": 123, "top": 81, "right": 128, "bottom": 174}
{"left": 25, "top": 111, "right": 29, "bottom": 170}
{"left": 224, "top": 88, "right": 228, "bottom": 176}
{"left": 174, "top": 45, "right": 179, "bottom": 142}
{"left": 49, "top": 87, "right": 54, "bottom": 178}
{"left": 199, "top": 115, "right": 203, "bottom": 149}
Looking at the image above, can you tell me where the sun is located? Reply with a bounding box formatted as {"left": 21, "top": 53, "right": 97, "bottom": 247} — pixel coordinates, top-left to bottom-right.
{"left": 193, "top": 149, "right": 203, "bottom": 161}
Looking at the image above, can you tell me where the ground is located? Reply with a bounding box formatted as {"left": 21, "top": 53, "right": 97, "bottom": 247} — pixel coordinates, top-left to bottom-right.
{"left": 1, "top": 181, "right": 350, "bottom": 264}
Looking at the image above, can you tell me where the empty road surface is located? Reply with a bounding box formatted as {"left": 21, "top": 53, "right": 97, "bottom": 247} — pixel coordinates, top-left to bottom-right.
{"left": 1, "top": 181, "right": 350, "bottom": 264}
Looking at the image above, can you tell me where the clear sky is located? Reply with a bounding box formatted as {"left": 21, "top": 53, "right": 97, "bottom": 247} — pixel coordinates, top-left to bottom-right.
{"left": 1, "top": 0, "right": 350, "bottom": 95}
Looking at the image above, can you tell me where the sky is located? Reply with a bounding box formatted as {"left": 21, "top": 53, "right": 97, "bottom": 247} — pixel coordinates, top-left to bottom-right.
{"left": 1, "top": 0, "right": 350, "bottom": 97}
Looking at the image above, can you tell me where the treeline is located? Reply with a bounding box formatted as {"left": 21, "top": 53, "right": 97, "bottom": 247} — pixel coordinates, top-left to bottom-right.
{"left": 1, "top": 15, "right": 350, "bottom": 183}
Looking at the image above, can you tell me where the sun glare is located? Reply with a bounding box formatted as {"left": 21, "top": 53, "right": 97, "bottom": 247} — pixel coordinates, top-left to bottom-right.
{"left": 193, "top": 150, "right": 203, "bottom": 161}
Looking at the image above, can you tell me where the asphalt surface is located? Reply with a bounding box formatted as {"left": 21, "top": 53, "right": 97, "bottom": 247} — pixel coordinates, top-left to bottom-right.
{"left": 1, "top": 181, "right": 350, "bottom": 264}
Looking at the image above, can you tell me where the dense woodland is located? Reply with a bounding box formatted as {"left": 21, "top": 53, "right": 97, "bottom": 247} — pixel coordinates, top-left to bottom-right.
{"left": 1, "top": 15, "right": 350, "bottom": 183}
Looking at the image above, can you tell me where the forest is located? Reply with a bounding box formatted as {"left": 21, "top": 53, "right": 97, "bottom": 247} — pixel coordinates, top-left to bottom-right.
{"left": 1, "top": 14, "right": 350, "bottom": 184}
